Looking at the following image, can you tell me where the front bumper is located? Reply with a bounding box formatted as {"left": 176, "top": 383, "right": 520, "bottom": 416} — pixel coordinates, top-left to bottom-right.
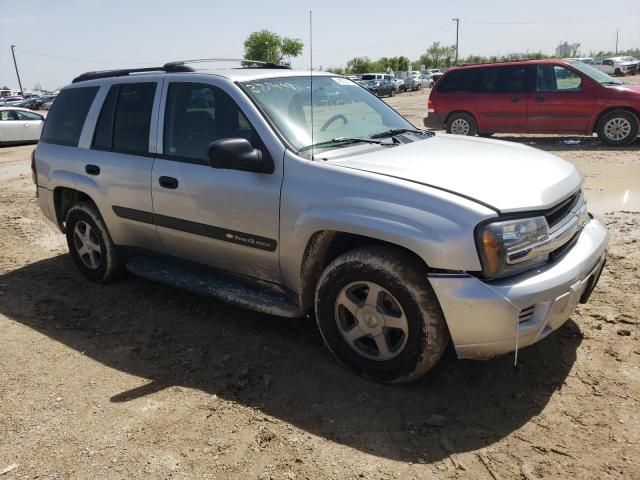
{"left": 423, "top": 112, "right": 446, "bottom": 130}
{"left": 428, "top": 217, "right": 608, "bottom": 359}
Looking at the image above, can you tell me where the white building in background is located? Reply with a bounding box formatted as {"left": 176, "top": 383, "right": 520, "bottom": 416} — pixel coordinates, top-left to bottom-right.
{"left": 555, "top": 42, "right": 572, "bottom": 58}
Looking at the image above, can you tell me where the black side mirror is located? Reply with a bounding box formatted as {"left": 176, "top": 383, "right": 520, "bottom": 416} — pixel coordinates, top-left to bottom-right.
{"left": 207, "top": 138, "right": 274, "bottom": 174}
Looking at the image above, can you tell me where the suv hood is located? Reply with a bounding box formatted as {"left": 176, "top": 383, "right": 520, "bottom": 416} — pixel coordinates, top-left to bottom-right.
{"left": 332, "top": 134, "right": 582, "bottom": 213}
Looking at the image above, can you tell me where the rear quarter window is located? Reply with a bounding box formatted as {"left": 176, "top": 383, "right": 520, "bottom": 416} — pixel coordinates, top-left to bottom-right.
{"left": 40, "top": 87, "right": 98, "bottom": 146}
{"left": 437, "top": 70, "right": 475, "bottom": 93}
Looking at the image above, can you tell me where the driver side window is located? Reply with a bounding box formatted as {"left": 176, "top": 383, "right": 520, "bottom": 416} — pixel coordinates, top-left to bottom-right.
{"left": 163, "top": 83, "right": 258, "bottom": 161}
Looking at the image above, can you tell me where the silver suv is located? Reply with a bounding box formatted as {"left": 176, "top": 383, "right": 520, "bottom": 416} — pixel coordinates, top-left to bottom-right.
{"left": 33, "top": 61, "right": 608, "bottom": 383}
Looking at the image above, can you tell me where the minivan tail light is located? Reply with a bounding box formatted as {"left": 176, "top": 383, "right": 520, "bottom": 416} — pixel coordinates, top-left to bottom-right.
{"left": 427, "top": 98, "right": 435, "bottom": 113}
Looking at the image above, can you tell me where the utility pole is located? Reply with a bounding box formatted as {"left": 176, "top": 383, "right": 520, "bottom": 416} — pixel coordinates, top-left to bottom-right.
{"left": 452, "top": 18, "right": 460, "bottom": 65}
{"left": 615, "top": 29, "right": 619, "bottom": 55}
{"left": 10, "top": 45, "right": 24, "bottom": 96}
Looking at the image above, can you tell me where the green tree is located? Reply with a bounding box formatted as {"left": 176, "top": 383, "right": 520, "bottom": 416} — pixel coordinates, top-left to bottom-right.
{"left": 243, "top": 30, "right": 303, "bottom": 65}
{"left": 346, "top": 56, "right": 373, "bottom": 73}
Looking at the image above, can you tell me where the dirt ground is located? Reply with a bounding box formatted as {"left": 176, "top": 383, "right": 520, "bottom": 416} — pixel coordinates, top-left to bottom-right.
{"left": 0, "top": 94, "right": 639, "bottom": 479}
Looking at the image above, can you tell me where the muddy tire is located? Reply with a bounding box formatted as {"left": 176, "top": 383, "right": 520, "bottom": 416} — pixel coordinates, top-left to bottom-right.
{"left": 446, "top": 112, "right": 478, "bottom": 136}
{"left": 596, "top": 110, "right": 639, "bottom": 146}
{"left": 65, "top": 202, "right": 126, "bottom": 283}
{"left": 314, "top": 246, "right": 449, "bottom": 383}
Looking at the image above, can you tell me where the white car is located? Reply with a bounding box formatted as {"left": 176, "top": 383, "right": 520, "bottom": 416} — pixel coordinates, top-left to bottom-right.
{"left": 596, "top": 56, "right": 639, "bottom": 76}
{"left": 0, "top": 107, "right": 45, "bottom": 145}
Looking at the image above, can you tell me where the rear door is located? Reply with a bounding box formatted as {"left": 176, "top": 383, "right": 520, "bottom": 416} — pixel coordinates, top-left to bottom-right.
{"left": 0, "top": 109, "right": 23, "bottom": 141}
{"left": 527, "top": 64, "right": 594, "bottom": 133}
{"left": 473, "top": 65, "right": 529, "bottom": 133}
{"left": 83, "top": 80, "right": 163, "bottom": 251}
{"left": 151, "top": 78, "right": 283, "bottom": 282}
{"left": 16, "top": 110, "right": 44, "bottom": 141}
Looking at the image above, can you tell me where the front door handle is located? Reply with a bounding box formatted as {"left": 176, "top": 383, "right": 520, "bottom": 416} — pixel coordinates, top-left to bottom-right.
{"left": 85, "top": 164, "right": 100, "bottom": 175}
{"left": 535, "top": 96, "right": 546, "bottom": 103}
{"left": 511, "top": 97, "right": 521, "bottom": 103}
{"left": 159, "top": 176, "right": 179, "bottom": 189}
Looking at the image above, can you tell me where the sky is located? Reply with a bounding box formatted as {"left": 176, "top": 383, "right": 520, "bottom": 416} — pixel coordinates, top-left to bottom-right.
{"left": 1, "top": 0, "right": 639, "bottom": 90}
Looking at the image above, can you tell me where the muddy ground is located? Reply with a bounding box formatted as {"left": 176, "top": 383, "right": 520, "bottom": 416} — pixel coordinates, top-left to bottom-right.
{"left": 0, "top": 95, "right": 639, "bottom": 479}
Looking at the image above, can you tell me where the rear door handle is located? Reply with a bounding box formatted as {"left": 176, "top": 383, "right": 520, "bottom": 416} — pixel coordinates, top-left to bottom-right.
{"left": 535, "top": 96, "right": 546, "bottom": 103}
{"left": 159, "top": 176, "right": 179, "bottom": 189}
{"left": 85, "top": 164, "right": 100, "bottom": 175}
{"left": 511, "top": 97, "right": 521, "bottom": 103}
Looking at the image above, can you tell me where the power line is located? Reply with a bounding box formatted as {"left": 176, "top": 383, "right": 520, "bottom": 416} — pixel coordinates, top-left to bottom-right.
{"left": 14, "top": 48, "right": 159, "bottom": 66}
{"left": 318, "top": 24, "right": 451, "bottom": 53}
{"left": 465, "top": 12, "right": 640, "bottom": 25}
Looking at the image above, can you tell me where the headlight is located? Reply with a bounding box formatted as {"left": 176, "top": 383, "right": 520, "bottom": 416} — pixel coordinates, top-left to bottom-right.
{"left": 476, "top": 216, "right": 549, "bottom": 278}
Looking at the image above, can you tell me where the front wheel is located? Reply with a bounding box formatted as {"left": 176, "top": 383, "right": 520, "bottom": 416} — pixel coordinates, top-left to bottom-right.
{"left": 446, "top": 112, "right": 478, "bottom": 136}
{"left": 390, "top": 89, "right": 396, "bottom": 97}
{"left": 596, "top": 110, "right": 639, "bottom": 146}
{"left": 315, "top": 246, "right": 450, "bottom": 383}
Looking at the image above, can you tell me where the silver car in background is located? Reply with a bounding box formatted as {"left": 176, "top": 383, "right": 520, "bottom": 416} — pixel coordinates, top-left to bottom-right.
{"left": 0, "top": 107, "right": 44, "bottom": 145}
{"left": 32, "top": 62, "right": 608, "bottom": 383}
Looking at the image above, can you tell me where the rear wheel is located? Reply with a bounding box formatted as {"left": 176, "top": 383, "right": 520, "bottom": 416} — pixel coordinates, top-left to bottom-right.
{"left": 65, "top": 203, "right": 126, "bottom": 282}
{"left": 416, "top": 83, "right": 422, "bottom": 91}
{"left": 614, "top": 68, "right": 621, "bottom": 76}
{"left": 596, "top": 110, "right": 639, "bottom": 146}
{"left": 390, "top": 88, "right": 396, "bottom": 97}
{"left": 315, "top": 246, "right": 450, "bottom": 383}
{"left": 446, "top": 112, "right": 478, "bottom": 136}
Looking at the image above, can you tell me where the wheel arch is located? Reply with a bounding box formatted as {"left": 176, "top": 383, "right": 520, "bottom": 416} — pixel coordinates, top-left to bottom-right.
{"left": 53, "top": 186, "right": 99, "bottom": 233}
{"left": 444, "top": 110, "right": 481, "bottom": 131}
{"left": 297, "top": 230, "right": 431, "bottom": 312}
{"left": 591, "top": 106, "right": 640, "bottom": 132}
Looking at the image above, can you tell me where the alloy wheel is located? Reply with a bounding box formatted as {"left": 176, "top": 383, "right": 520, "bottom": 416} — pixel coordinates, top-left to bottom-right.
{"left": 334, "top": 281, "right": 409, "bottom": 361}
{"left": 450, "top": 118, "right": 471, "bottom": 135}
{"left": 73, "top": 220, "right": 102, "bottom": 269}
{"left": 603, "top": 117, "right": 632, "bottom": 141}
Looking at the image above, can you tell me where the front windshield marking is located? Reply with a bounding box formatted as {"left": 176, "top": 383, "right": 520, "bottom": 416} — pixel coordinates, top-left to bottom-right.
{"left": 569, "top": 60, "right": 623, "bottom": 85}
{"left": 240, "top": 76, "right": 415, "bottom": 154}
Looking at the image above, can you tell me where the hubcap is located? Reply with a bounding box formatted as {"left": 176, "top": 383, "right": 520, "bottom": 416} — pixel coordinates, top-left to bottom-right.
{"left": 604, "top": 117, "right": 631, "bottom": 141}
{"left": 450, "top": 118, "right": 470, "bottom": 135}
{"left": 73, "top": 221, "right": 102, "bottom": 269}
{"left": 334, "top": 281, "right": 409, "bottom": 361}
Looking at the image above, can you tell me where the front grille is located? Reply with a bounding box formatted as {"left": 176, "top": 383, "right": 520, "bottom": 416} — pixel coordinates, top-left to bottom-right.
{"left": 519, "top": 305, "right": 535, "bottom": 323}
{"left": 544, "top": 191, "right": 581, "bottom": 228}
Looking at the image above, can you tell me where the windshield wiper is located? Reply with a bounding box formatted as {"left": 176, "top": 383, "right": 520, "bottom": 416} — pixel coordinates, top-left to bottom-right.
{"left": 297, "top": 137, "right": 393, "bottom": 153}
{"left": 370, "top": 128, "right": 432, "bottom": 139}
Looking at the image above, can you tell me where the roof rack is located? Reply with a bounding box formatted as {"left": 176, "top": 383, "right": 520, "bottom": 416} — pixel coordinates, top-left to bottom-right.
{"left": 72, "top": 58, "right": 290, "bottom": 83}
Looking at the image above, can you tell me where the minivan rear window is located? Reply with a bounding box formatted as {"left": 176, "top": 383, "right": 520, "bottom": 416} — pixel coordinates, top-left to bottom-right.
{"left": 41, "top": 87, "right": 98, "bottom": 146}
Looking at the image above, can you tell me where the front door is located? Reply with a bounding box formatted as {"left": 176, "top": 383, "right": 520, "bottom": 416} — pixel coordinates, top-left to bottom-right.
{"left": 151, "top": 80, "right": 283, "bottom": 282}
{"left": 16, "top": 110, "right": 44, "bottom": 141}
{"left": 473, "top": 65, "right": 529, "bottom": 133}
{"left": 527, "top": 64, "right": 595, "bottom": 133}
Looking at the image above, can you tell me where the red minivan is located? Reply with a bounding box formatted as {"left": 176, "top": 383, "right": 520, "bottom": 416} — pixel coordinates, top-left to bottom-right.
{"left": 424, "top": 59, "right": 640, "bottom": 146}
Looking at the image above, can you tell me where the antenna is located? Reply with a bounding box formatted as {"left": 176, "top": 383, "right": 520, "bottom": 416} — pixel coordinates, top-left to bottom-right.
{"left": 309, "top": 10, "right": 315, "bottom": 161}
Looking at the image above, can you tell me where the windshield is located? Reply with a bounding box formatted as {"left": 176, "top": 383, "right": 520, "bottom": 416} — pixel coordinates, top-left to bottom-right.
{"left": 241, "top": 76, "right": 414, "bottom": 153}
{"left": 568, "top": 61, "right": 623, "bottom": 85}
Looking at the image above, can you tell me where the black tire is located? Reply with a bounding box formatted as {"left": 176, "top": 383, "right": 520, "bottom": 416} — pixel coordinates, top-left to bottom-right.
{"left": 65, "top": 202, "right": 126, "bottom": 282}
{"left": 478, "top": 132, "right": 494, "bottom": 137}
{"left": 614, "top": 68, "right": 621, "bottom": 76}
{"left": 596, "top": 110, "right": 640, "bottom": 146}
{"left": 446, "top": 112, "right": 478, "bottom": 136}
{"left": 315, "top": 246, "right": 450, "bottom": 383}
{"left": 416, "top": 83, "right": 422, "bottom": 91}
{"left": 390, "top": 88, "right": 396, "bottom": 97}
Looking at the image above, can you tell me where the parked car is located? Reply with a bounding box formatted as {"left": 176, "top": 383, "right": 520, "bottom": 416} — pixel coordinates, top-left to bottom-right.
{"left": 0, "top": 107, "right": 44, "bottom": 145}
{"left": 0, "top": 96, "right": 24, "bottom": 106}
{"left": 360, "top": 73, "right": 401, "bottom": 93}
{"left": 41, "top": 100, "right": 56, "bottom": 110}
{"left": 406, "top": 73, "right": 434, "bottom": 91}
{"left": 565, "top": 57, "right": 596, "bottom": 65}
{"left": 361, "top": 78, "right": 396, "bottom": 97}
{"left": 18, "top": 95, "right": 55, "bottom": 110}
{"left": 427, "top": 68, "right": 445, "bottom": 82}
{"left": 424, "top": 59, "right": 640, "bottom": 146}
{"left": 595, "top": 56, "right": 639, "bottom": 76}
{"left": 33, "top": 62, "right": 607, "bottom": 382}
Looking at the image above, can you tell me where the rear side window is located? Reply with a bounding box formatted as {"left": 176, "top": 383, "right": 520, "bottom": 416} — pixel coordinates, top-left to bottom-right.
{"left": 41, "top": 87, "right": 98, "bottom": 146}
{"left": 475, "top": 66, "right": 528, "bottom": 93}
{"left": 438, "top": 70, "right": 475, "bottom": 92}
{"left": 92, "top": 82, "right": 156, "bottom": 155}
